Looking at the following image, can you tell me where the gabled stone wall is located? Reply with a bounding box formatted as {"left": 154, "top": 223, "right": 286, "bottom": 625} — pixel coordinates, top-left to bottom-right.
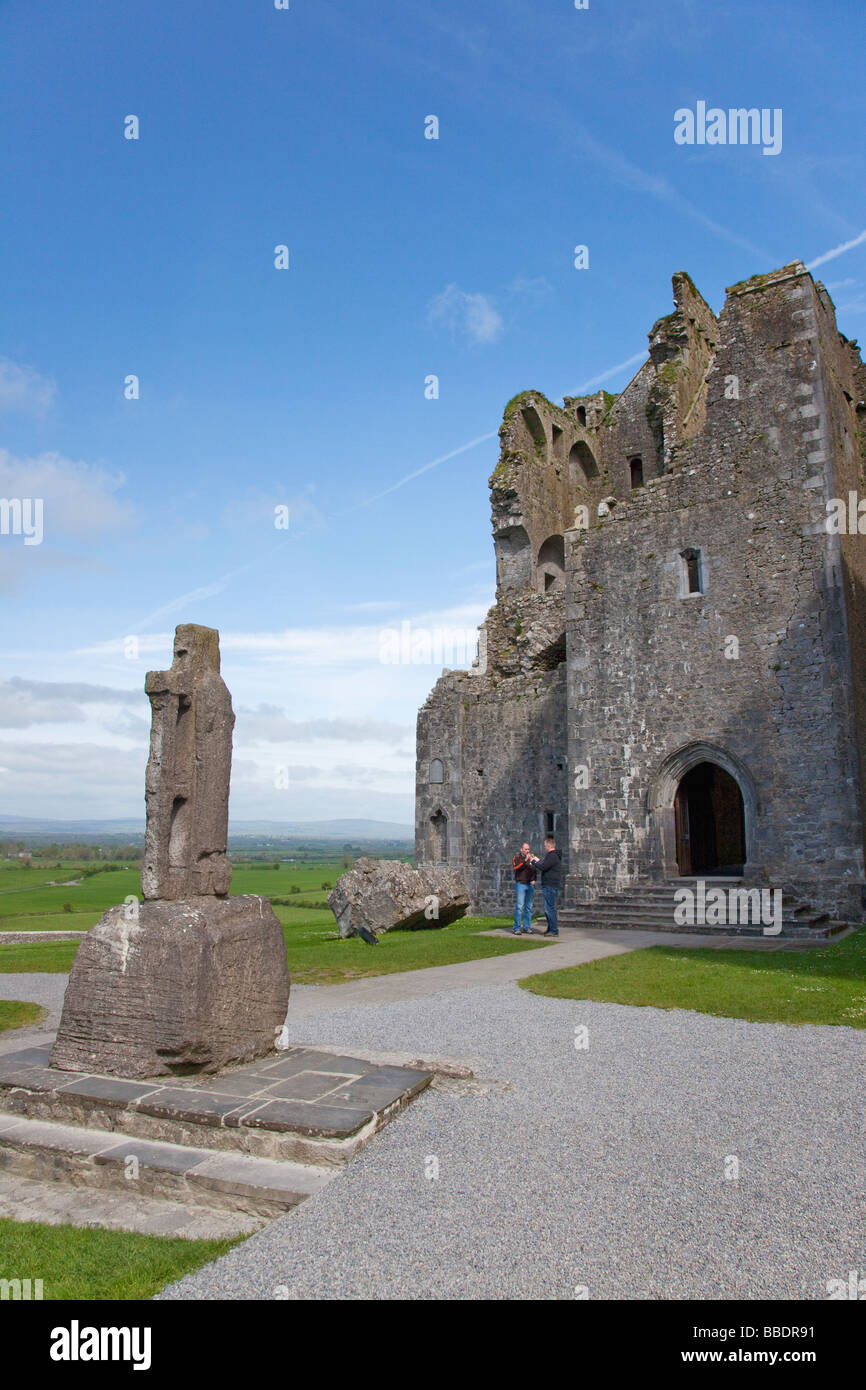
{"left": 416, "top": 263, "right": 866, "bottom": 922}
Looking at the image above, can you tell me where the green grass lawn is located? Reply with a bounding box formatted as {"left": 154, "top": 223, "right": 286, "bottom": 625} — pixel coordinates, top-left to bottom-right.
{"left": 0, "top": 1000, "right": 46, "bottom": 1031}
{"left": 0, "top": 900, "right": 549, "bottom": 980}
{"left": 0, "top": 858, "right": 347, "bottom": 923}
{"left": 0, "top": 1217, "right": 239, "bottom": 1300}
{"left": 521, "top": 928, "right": 866, "bottom": 1028}
{"left": 0, "top": 910, "right": 102, "bottom": 933}
{"left": 275, "top": 914, "right": 549, "bottom": 984}
{"left": 0, "top": 939, "right": 81, "bottom": 973}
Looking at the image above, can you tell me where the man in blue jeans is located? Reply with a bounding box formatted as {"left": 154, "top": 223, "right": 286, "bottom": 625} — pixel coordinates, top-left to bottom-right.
{"left": 533, "top": 836, "right": 563, "bottom": 936}
{"left": 512, "top": 842, "right": 536, "bottom": 934}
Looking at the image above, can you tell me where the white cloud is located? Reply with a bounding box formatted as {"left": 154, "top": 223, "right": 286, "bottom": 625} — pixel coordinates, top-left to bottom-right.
{"left": 807, "top": 230, "right": 866, "bottom": 271}
{"left": 0, "top": 678, "right": 141, "bottom": 730}
{"left": 17, "top": 599, "right": 493, "bottom": 820}
{"left": 236, "top": 707, "right": 412, "bottom": 745}
{"left": 0, "top": 359, "right": 57, "bottom": 414}
{"left": 428, "top": 283, "right": 504, "bottom": 345}
{"left": 0, "top": 739, "right": 146, "bottom": 818}
{"left": 0, "top": 450, "right": 132, "bottom": 535}
{"left": 78, "top": 602, "right": 488, "bottom": 669}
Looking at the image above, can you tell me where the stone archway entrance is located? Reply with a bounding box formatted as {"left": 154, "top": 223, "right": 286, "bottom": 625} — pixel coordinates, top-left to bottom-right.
{"left": 650, "top": 742, "right": 756, "bottom": 881}
{"left": 674, "top": 761, "right": 746, "bottom": 875}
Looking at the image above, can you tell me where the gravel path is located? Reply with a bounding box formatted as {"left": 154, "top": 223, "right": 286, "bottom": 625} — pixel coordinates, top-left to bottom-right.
{"left": 0, "top": 973, "right": 67, "bottom": 1029}
{"left": 158, "top": 982, "right": 866, "bottom": 1301}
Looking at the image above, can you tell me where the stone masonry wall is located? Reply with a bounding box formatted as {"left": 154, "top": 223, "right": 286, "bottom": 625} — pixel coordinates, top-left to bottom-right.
{"left": 565, "top": 263, "right": 865, "bottom": 919}
{"left": 416, "top": 261, "right": 866, "bottom": 924}
{"left": 417, "top": 666, "right": 567, "bottom": 913}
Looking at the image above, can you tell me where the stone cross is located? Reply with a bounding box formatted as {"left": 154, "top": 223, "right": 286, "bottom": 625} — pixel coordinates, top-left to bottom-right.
{"left": 141, "top": 623, "right": 234, "bottom": 901}
{"left": 52, "top": 621, "right": 289, "bottom": 1078}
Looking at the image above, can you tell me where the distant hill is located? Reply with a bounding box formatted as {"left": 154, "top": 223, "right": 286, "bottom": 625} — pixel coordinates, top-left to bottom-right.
{"left": 0, "top": 815, "right": 413, "bottom": 841}
{"left": 229, "top": 819, "right": 413, "bottom": 840}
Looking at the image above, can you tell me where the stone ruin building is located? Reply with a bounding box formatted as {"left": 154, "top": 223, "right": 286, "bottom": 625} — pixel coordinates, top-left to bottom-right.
{"left": 415, "top": 262, "right": 866, "bottom": 930}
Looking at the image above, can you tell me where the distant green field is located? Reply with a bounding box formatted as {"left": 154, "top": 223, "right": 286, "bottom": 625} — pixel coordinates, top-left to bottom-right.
{"left": 0, "top": 858, "right": 549, "bottom": 984}
{"left": 0, "top": 858, "right": 346, "bottom": 925}
{"left": 0, "top": 865, "right": 141, "bottom": 917}
{"left": 0, "top": 911, "right": 103, "bottom": 933}
{"left": 0, "top": 939, "right": 81, "bottom": 973}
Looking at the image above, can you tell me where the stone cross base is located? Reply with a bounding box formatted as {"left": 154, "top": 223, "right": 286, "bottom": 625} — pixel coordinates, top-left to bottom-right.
{"left": 50, "top": 895, "right": 290, "bottom": 1079}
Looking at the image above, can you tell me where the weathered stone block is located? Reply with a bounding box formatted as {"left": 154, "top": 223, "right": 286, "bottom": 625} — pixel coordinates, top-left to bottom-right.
{"left": 328, "top": 857, "right": 469, "bottom": 937}
{"left": 50, "top": 895, "right": 290, "bottom": 1078}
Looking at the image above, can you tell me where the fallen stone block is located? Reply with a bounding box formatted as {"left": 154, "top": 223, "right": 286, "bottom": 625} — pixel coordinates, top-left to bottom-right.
{"left": 327, "top": 857, "right": 469, "bottom": 938}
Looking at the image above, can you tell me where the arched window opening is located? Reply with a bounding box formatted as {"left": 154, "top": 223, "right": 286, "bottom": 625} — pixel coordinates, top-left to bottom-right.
{"left": 568, "top": 440, "right": 600, "bottom": 488}
{"left": 576, "top": 405, "right": 587, "bottom": 427}
{"left": 537, "top": 534, "right": 565, "bottom": 595}
{"left": 521, "top": 405, "right": 547, "bottom": 454}
{"left": 629, "top": 456, "right": 644, "bottom": 489}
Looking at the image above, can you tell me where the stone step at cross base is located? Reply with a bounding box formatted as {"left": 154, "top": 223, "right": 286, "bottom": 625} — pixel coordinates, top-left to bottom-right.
{"left": 0, "top": 1171, "right": 265, "bottom": 1241}
{"left": 0, "top": 1042, "right": 434, "bottom": 1235}
{"left": 560, "top": 880, "right": 847, "bottom": 940}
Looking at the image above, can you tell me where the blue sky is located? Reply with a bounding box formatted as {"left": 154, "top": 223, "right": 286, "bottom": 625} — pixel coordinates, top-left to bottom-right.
{"left": 1, "top": 0, "right": 864, "bottom": 825}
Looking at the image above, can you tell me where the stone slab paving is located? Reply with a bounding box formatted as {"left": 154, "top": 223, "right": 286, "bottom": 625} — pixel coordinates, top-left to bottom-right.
{"left": 0, "top": 1112, "right": 336, "bottom": 1207}
{"left": 0, "top": 1041, "right": 431, "bottom": 1234}
{"left": 1, "top": 928, "right": 856, "bottom": 1267}
{"left": 0, "top": 1043, "right": 432, "bottom": 1143}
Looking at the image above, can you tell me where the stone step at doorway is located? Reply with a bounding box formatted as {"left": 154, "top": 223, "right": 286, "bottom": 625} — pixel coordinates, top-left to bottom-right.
{"left": 560, "top": 881, "right": 846, "bottom": 940}
{"left": 0, "top": 1042, "right": 434, "bottom": 1235}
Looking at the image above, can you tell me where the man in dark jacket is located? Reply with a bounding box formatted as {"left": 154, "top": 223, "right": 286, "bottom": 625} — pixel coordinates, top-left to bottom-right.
{"left": 511, "top": 842, "right": 536, "bottom": 935}
{"left": 533, "top": 836, "right": 563, "bottom": 936}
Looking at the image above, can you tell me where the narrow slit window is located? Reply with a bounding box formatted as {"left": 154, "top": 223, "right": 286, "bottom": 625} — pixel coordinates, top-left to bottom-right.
{"left": 629, "top": 456, "right": 644, "bottom": 489}
{"left": 681, "top": 547, "right": 703, "bottom": 595}
{"left": 545, "top": 811, "right": 555, "bottom": 836}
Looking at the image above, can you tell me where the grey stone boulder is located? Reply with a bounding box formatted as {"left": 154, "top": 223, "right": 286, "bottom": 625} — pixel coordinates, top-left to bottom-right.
{"left": 328, "top": 858, "right": 469, "bottom": 938}
{"left": 50, "top": 895, "right": 290, "bottom": 1078}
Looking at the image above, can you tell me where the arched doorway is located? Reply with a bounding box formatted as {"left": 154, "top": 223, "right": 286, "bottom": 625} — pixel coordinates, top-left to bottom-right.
{"left": 674, "top": 761, "right": 746, "bottom": 875}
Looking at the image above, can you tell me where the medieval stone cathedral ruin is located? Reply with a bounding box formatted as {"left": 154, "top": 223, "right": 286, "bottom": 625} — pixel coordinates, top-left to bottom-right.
{"left": 415, "top": 262, "right": 866, "bottom": 930}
